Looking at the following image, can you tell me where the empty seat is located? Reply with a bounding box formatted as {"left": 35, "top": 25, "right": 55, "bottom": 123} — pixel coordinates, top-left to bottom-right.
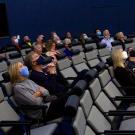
{"left": 84, "top": 43, "right": 97, "bottom": 50}
{"left": 98, "top": 69, "right": 123, "bottom": 106}
{"left": 21, "top": 48, "right": 32, "bottom": 56}
{"left": 89, "top": 78, "right": 116, "bottom": 121}
{"left": 73, "top": 107, "right": 96, "bottom": 135}
{"left": 98, "top": 48, "right": 111, "bottom": 63}
{"left": 57, "top": 57, "right": 77, "bottom": 85}
{"left": 72, "top": 44, "right": 84, "bottom": 52}
{"left": 85, "top": 49, "right": 100, "bottom": 68}
{"left": 8, "top": 52, "right": 24, "bottom": 64}
{"left": 72, "top": 53, "right": 89, "bottom": 73}
{"left": 0, "top": 61, "right": 8, "bottom": 72}
{"left": 125, "top": 42, "right": 135, "bottom": 49}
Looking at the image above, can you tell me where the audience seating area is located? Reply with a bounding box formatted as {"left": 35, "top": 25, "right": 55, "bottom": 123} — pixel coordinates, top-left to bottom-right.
{"left": 0, "top": 35, "right": 135, "bottom": 135}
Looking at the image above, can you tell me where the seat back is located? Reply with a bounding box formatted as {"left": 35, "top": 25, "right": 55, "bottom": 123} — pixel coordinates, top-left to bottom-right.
{"left": 72, "top": 53, "right": 89, "bottom": 72}
{"left": 89, "top": 78, "right": 116, "bottom": 121}
{"left": 80, "top": 90, "right": 93, "bottom": 118}
{"left": 87, "top": 105, "right": 111, "bottom": 133}
{"left": 0, "top": 61, "right": 8, "bottom": 72}
{"left": 57, "top": 57, "right": 72, "bottom": 71}
{"left": 73, "top": 107, "right": 96, "bottom": 135}
{"left": 72, "top": 44, "right": 83, "bottom": 52}
{"left": 58, "top": 57, "right": 77, "bottom": 85}
{"left": 99, "top": 69, "right": 123, "bottom": 106}
{"left": 85, "top": 49, "right": 98, "bottom": 61}
{"left": 98, "top": 48, "right": 111, "bottom": 57}
{"left": 0, "top": 101, "right": 20, "bottom": 133}
{"left": 85, "top": 43, "right": 97, "bottom": 50}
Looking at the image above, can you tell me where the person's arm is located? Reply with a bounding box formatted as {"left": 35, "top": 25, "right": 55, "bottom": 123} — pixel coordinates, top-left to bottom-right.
{"left": 38, "top": 86, "right": 50, "bottom": 97}
{"left": 118, "top": 67, "right": 135, "bottom": 85}
{"left": 14, "top": 86, "right": 43, "bottom": 105}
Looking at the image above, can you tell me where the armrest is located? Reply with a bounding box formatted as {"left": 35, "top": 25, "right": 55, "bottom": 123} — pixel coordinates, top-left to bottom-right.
{"left": 121, "top": 86, "right": 135, "bottom": 91}
{"left": 104, "top": 130, "right": 135, "bottom": 135}
{"left": 17, "top": 105, "right": 48, "bottom": 110}
{"left": 0, "top": 121, "right": 31, "bottom": 135}
{"left": 65, "top": 77, "right": 76, "bottom": 80}
{"left": 0, "top": 120, "right": 32, "bottom": 126}
{"left": 65, "top": 95, "right": 79, "bottom": 117}
{"left": 112, "top": 96, "right": 135, "bottom": 101}
{"left": 17, "top": 105, "right": 48, "bottom": 122}
{"left": 106, "top": 110, "right": 135, "bottom": 116}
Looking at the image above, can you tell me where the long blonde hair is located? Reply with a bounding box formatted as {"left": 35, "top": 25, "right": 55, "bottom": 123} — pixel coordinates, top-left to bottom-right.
{"left": 112, "top": 49, "right": 125, "bottom": 69}
{"left": 8, "top": 62, "right": 20, "bottom": 84}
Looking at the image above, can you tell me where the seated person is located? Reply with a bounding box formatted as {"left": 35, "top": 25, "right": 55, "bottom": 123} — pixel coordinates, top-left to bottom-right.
{"left": 100, "top": 29, "right": 114, "bottom": 51}
{"left": 115, "top": 32, "right": 127, "bottom": 50}
{"left": 112, "top": 48, "right": 135, "bottom": 95}
{"left": 63, "top": 39, "right": 73, "bottom": 59}
{"left": 23, "top": 36, "right": 33, "bottom": 48}
{"left": 92, "top": 29, "right": 103, "bottom": 43}
{"left": 11, "top": 36, "right": 21, "bottom": 53}
{"left": 33, "top": 43, "right": 47, "bottom": 57}
{"left": 64, "top": 32, "right": 73, "bottom": 44}
{"left": 33, "top": 35, "right": 46, "bottom": 53}
{"left": 46, "top": 40, "right": 61, "bottom": 64}
{"left": 51, "top": 32, "right": 63, "bottom": 45}
{"left": 25, "top": 51, "right": 67, "bottom": 96}
{"left": 9, "top": 62, "right": 67, "bottom": 121}
{"left": 127, "top": 49, "right": 135, "bottom": 71}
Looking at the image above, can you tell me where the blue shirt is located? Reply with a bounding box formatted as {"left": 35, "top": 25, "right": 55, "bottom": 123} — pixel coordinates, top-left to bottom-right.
{"left": 101, "top": 37, "right": 114, "bottom": 51}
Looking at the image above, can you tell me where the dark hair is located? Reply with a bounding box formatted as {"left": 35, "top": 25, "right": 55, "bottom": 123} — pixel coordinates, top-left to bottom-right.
{"left": 46, "top": 40, "right": 56, "bottom": 51}
{"left": 129, "top": 49, "right": 135, "bottom": 57}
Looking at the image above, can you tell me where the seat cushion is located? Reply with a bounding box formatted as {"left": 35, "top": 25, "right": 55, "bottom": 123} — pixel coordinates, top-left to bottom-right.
{"left": 73, "top": 107, "right": 86, "bottom": 135}
{"left": 24, "top": 123, "right": 58, "bottom": 135}
{"left": 60, "top": 68, "right": 77, "bottom": 85}
{"left": 87, "top": 106, "right": 111, "bottom": 133}
{"left": 85, "top": 126, "right": 96, "bottom": 135}
{"left": 74, "top": 63, "right": 89, "bottom": 73}
{"left": 120, "top": 118, "right": 135, "bottom": 130}
{"left": 0, "top": 101, "right": 20, "bottom": 133}
{"left": 88, "top": 59, "right": 100, "bottom": 68}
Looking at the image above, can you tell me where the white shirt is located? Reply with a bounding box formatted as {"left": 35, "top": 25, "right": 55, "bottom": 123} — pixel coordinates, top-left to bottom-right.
{"left": 101, "top": 37, "right": 114, "bottom": 51}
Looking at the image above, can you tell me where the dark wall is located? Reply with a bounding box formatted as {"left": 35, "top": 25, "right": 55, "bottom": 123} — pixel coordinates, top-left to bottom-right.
{"left": 1, "top": 0, "right": 135, "bottom": 45}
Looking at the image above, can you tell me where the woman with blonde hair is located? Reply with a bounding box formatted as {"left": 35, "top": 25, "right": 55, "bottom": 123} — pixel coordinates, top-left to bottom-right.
{"left": 112, "top": 48, "right": 135, "bottom": 95}
{"left": 9, "top": 62, "right": 68, "bottom": 121}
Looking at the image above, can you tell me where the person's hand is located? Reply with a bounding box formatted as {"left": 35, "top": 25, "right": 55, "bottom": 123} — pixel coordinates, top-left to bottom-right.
{"left": 47, "top": 66, "right": 57, "bottom": 74}
{"left": 33, "top": 91, "right": 43, "bottom": 97}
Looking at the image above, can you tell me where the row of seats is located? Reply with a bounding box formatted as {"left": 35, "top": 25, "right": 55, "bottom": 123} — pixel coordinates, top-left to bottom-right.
{"left": 0, "top": 37, "right": 135, "bottom": 135}
{"left": 69, "top": 66, "right": 135, "bottom": 135}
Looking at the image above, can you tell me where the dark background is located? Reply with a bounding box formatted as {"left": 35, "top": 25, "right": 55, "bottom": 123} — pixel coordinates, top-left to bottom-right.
{"left": 0, "top": 0, "right": 135, "bottom": 46}
{"left": 0, "top": 3, "right": 8, "bottom": 37}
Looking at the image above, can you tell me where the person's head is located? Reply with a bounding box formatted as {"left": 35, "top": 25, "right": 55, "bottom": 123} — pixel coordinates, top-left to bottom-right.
{"left": 9, "top": 62, "right": 29, "bottom": 84}
{"left": 25, "top": 51, "right": 49, "bottom": 71}
{"left": 103, "top": 29, "right": 110, "bottom": 39}
{"left": 112, "top": 49, "right": 128, "bottom": 69}
{"left": 82, "top": 33, "right": 88, "bottom": 39}
{"left": 129, "top": 49, "right": 135, "bottom": 58}
{"left": 127, "top": 47, "right": 134, "bottom": 55}
{"left": 34, "top": 44, "right": 43, "bottom": 55}
{"left": 11, "top": 36, "right": 19, "bottom": 45}
{"left": 66, "top": 32, "right": 72, "bottom": 39}
{"left": 96, "top": 29, "right": 102, "bottom": 36}
{"left": 36, "top": 35, "right": 45, "bottom": 44}
{"left": 46, "top": 40, "right": 56, "bottom": 51}
{"left": 116, "top": 32, "right": 126, "bottom": 41}
{"left": 64, "top": 38, "right": 71, "bottom": 46}
{"left": 51, "top": 32, "right": 57, "bottom": 38}
{"left": 23, "top": 36, "right": 30, "bottom": 43}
